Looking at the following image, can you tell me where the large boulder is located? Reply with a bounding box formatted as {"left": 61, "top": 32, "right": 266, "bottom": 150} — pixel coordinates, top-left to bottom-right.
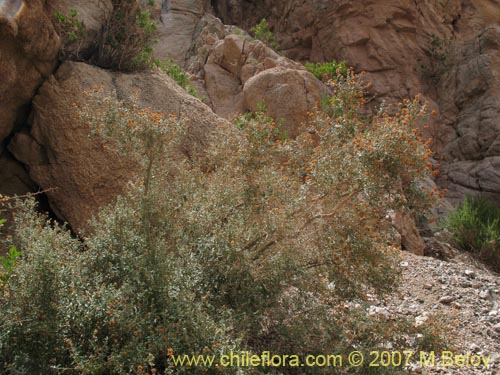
{"left": 199, "top": 33, "right": 325, "bottom": 134}
{"left": 203, "top": 33, "right": 313, "bottom": 122}
{"left": 8, "top": 61, "right": 233, "bottom": 233}
{"left": 0, "top": 0, "right": 60, "bottom": 143}
{"left": 243, "top": 66, "right": 323, "bottom": 137}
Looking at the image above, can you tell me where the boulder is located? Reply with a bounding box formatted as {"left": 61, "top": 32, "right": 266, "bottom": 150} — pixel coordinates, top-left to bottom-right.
{"left": 8, "top": 61, "right": 233, "bottom": 233}
{"left": 243, "top": 67, "right": 323, "bottom": 137}
{"left": 391, "top": 211, "right": 425, "bottom": 256}
{"left": 0, "top": 0, "right": 60, "bottom": 143}
{"left": 0, "top": 147, "right": 36, "bottom": 197}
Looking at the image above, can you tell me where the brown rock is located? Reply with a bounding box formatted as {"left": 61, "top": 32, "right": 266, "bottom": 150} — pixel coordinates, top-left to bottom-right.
{"left": 243, "top": 67, "right": 323, "bottom": 137}
{"left": 204, "top": 63, "right": 243, "bottom": 117}
{"left": 439, "top": 296, "right": 457, "bottom": 304}
{"left": 0, "top": 148, "right": 36, "bottom": 197}
{"left": 423, "top": 237, "right": 458, "bottom": 261}
{"left": 8, "top": 61, "right": 233, "bottom": 233}
{"left": 391, "top": 211, "right": 425, "bottom": 256}
{"left": 0, "top": 0, "right": 60, "bottom": 143}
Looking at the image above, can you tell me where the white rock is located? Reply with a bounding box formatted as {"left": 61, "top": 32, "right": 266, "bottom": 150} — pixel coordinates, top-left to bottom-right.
{"left": 470, "top": 343, "right": 480, "bottom": 353}
{"left": 465, "top": 269, "right": 476, "bottom": 278}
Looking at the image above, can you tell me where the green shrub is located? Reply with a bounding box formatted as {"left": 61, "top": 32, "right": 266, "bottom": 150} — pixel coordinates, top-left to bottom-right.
{"left": 443, "top": 194, "right": 500, "bottom": 270}
{"left": 305, "top": 61, "right": 348, "bottom": 82}
{"left": 250, "top": 18, "right": 279, "bottom": 51}
{"left": 0, "top": 218, "right": 21, "bottom": 289}
{"left": 54, "top": 1, "right": 158, "bottom": 71}
{"left": 0, "top": 70, "right": 447, "bottom": 374}
{"left": 54, "top": 8, "right": 85, "bottom": 43}
{"left": 92, "top": 0, "right": 157, "bottom": 71}
{"left": 153, "top": 58, "right": 198, "bottom": 96}
{"left": 53, "top": 8, "right": 86, "bottom": 60}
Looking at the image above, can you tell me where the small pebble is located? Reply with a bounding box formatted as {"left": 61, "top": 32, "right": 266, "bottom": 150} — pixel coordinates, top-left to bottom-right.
{"left": 480, "top": 290, "right": 490, "bottom": 299}
{"left": 465, "top": 269, "right": 476, "bottom": 278}
{"left": 439, "top": 296, "right": 456, "bottom": 304}
{"left": 470, "top": 343, "right": 480, "bottom": 353}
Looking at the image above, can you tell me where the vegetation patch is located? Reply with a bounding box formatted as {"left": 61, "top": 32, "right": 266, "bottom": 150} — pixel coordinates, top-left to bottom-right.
{"left": 153, "top": 58, "right": 198, "bottom": 97}
{"left": 305, "top": 61, "right": 348, "bottom": 82}
{"left": 54, "top": 1, "right": 157, "bottom": 72}
{"left": 250, "top": 18, "right": 279, "bottom": 51}
{"left": 0, "top": 70, "right": 448, "bottom": 374}
{"left": 443, "top": 194, "right": 500, "bottom": 271}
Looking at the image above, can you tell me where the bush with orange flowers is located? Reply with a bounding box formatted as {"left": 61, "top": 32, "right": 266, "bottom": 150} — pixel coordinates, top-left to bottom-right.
{"left": 0, "top": 70, "right": 449, "bottom": 374}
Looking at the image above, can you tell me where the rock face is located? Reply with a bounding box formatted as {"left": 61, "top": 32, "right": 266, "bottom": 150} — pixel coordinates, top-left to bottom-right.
{"left": 8, "top": 61, "right": 233, "bottom": 233}
{"left": 243, "top": 66, "right": 322, "bottom": 137}
{"left": 0, "top": 0, "right": 60, "bottom": 144}
{"left": 202, "top": 34, "right": 323, "bottom": 135}
{"left": 155, "top": 0, "right": 211, "bottom": 65}
{"left": 209, "top": 0, "right": 500, "bottom": 203}
{"left": 437, "top": 25, "right": 500, "bottom": 203}
{"left": 156, "top": 2, "right": 324, "bottom": 136}
{"left": 0, "top": 148, "right": 36, "bottom": 196}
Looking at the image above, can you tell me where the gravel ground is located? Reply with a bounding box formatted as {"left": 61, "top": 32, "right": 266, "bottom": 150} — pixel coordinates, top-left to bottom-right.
{"left": 373, "top": 249, "right": 500, "bottom": 375}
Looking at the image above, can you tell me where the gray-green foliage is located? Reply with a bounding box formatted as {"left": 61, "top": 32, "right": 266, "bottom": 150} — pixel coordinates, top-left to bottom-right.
{"left": 0, "top": 72, "right": 449, "bottom": 374}
{"left": 0, "top": 219, "right": 20, "bottom": 286}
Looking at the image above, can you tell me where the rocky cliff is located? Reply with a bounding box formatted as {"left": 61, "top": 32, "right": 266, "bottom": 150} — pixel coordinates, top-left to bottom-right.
{"left": 202, "top": 0, "right": 500, "bottom": 203}
{"left": 1, "top": 0, "right": 499, "bottom": 233}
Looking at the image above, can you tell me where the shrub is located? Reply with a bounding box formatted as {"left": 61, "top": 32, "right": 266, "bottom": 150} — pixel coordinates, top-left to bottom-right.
{"left": 53, "top": 1, "right": 157, "bottom": 71}
{"left": 153, "top": 58, "right": 198, "bottom": 96}
{"left": 0, "top": 210, "right": 21, "bottom": 289}
{"left": 443, "top": 194, "right": 500, "bottom": 271}
{"left": 250, "top": 18, "right": 279, "bottom": 51}
{"left": 54, "top": 8, "right": 85, "bottom": 43}
{"left": 305, "top": 61, "right": 348, "bottom": 82}
{"left": 0, "top": 70, "right": 447, "bottom": 374}
{"left": 53, "top": 8, "right": 86, "bottom": 60}
{"left": 92, "top": 0, "right": 157, "bottom": 71}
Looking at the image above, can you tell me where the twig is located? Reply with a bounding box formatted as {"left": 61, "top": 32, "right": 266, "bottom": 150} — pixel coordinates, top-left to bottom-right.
{"left": 0, "top": 188, "right": 57, "bottom": 203}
